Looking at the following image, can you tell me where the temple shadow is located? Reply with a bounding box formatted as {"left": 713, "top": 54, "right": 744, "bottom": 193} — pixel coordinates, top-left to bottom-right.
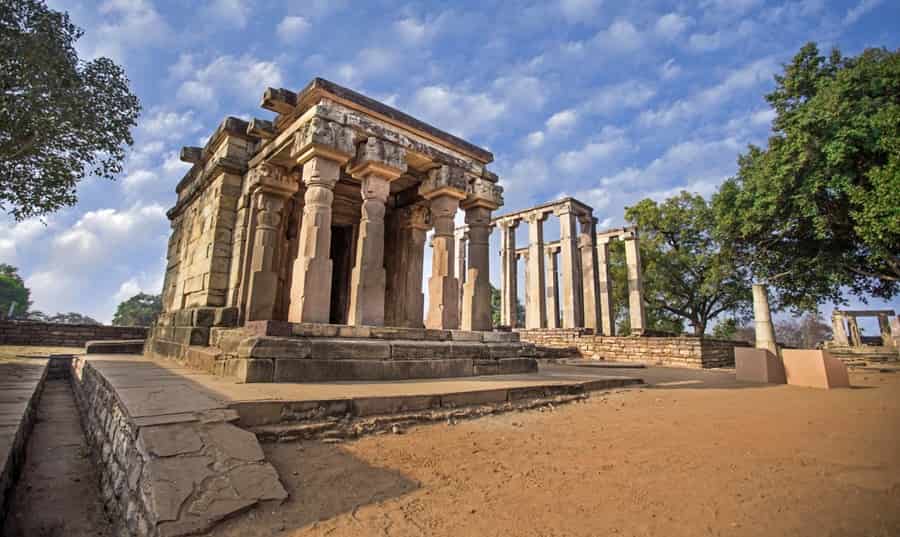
{"left": 212, "top": 440, "right": 420, "bottom": 537}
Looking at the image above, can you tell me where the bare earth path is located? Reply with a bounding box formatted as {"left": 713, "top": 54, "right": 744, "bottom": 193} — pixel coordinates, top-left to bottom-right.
{"left": 3, "top": 378, "right": 112, "bottom": 537}
{"left": 216, "top": 368, "right": 900, "bottom": 537}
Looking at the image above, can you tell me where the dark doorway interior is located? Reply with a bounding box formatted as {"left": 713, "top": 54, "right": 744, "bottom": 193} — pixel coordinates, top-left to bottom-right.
{"left": 330, "top": 225, "right": 354, "bottom": 324}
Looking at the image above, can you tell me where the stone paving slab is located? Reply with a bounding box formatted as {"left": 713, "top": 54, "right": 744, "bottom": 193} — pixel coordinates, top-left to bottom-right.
{"left": 0, "top": 358, "right": 48, "bottom": 526}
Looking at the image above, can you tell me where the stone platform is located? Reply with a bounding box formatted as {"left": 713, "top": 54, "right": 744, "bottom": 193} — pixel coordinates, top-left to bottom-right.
{"left": 147, "top": 319, "right": 540, "bottom": 383}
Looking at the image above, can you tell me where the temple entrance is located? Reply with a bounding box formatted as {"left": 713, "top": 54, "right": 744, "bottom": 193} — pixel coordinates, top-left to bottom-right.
{"left": 329, "top": 224, "right": 354, "bottom": 324}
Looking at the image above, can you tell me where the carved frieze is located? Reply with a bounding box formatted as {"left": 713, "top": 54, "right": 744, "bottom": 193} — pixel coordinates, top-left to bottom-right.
{"left": 419, "top": 165, "right": 467, "bottom": 200}
{"left": 291, "top": 116, "right": 357, "bottom": 164}
{"left": 246, "top": 162, "right": 298, "bottom": 197}
{"left": 348, "top": 137, "right": 408, "bottom": 180}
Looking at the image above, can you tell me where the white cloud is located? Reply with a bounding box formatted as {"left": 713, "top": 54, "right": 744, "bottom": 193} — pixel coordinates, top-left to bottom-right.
{"left": 570, "top": 186, "right": 611, "bottom": 211}
{"left": 583, "top": 81, "right": 656, "bottom": 114}
{"left": 92, "top": 0, "right": 171, "bottom": 61}
{"left": 395, "top": 17, "right": 427, "bottom": 43}
{"left": 843, "top": 0, "right": 883, "bottom": 25}
{"left": 114, "top": 278, "right": 143, "bottom": 303}
{"left": 654, "top": 13, "right": 692, "bottom": 39}
{"left": 546, "top": 109, "right": 578, "bottom": 133}
{"left": 138, "top": 109, "right": 200, "bottom": 140}
{"left": 594, "top": 19, "right": 644, "bottom": 51}
{"left": 699, "top": 0, "right": 763, "bottom": 18}
{"left": 333, "top": 48, "right": 400, "bottom": 86}
{"left": 276, "top": 15, "right": 310, "bottom": 42}
{"left": 660, "top": 58, "right": 681, "bottom": 80}
{"left": 0, "top": 217, "right": 52, "bottom": 264}
{"left": 559, "top": 0, "right": 603, "bottom": 22}
{"left": 122, "top": 169, "right": 157, "bottom": 192}
{"left": 524, "top": 131, "right": 545, "bottom": 149}
{"left": 554, "top": 127, "right": 631, "bottom": 174}
{"left": 750, "top": 108, "right": 776, "bottom": 125}
{"left": 176, "top": 54, "right": 283, "bottom": 108}
{"left": 203, "top": 0, "right": 251, "bottom": 28}
{"left": 409, "top": 85, "right": 506, "bottom": 138}
{"left": 688, "top": 20, "right": 757, "bottom": 52}
{"left": 688, "top": 32, "right": 722, "bottom": 52}
{"left": 640, "top": 57, "right": 777, "bottom": 127}
{"left": 491, "top": 75, "right": 548, "bottom": 110}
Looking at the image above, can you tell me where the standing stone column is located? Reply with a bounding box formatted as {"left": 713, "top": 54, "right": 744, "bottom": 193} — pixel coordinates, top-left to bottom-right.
{"left": 401, "top": 205, "right": 430, "bottom": 327}
{"left": 753, "top": 284, "right": 777, "bottom": 355}
{"left": 347, "top": 139, "right": 406, "bottom": 326}
{"left": 455, "top": 228, "right": 468, "bottom": 326}
{"left": 461, "top": 207, "right": 493, "bottom": 331}
{"left": 578, "top": 215, "right": 600, "bottom": 331}
{"left": 545, "top": 246, "right": 560, "bottom": 329}
{"left": 847, "top": 316, "right": 863, "bottom": 347}
{"left": 287, "top": 157, "right": 342, "bottom": 323}
{"left": 525, "top": 212, "right": 547, "bottom": 329}
{"left": 287, "top": 117, "right": 355, "bottom": 323}
{"left": 420, "top": 165, "right": 467, "bottom": 330}
{"left": 245, "top": 164, "right": 298, "bottom": 321}
{"left": 831, "top": 312, "right": 849, "bottom": 345}
{"left": 596, "top": 238, "right": 614, "bottom": 336}
{"left": 498, "top": 220, "right": 519, "bottom": 327}
{"left": 555, "top": 204, "right": 584, "bottom": 328}
{"left": 623, "top": 234, "right": 646, "bottom": 335}
{"left": 877, "top": 313, "right": 893, "bottom": 347}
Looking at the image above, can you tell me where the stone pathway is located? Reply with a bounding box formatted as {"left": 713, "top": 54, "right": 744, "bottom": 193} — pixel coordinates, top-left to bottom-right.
{"left": 2, "top": 378, "right": 113, "bottom": 537}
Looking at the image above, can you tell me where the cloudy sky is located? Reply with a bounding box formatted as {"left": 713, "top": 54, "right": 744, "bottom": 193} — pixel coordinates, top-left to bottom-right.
{"left": 2, "top": 0, "right": 898, "bottom": 328}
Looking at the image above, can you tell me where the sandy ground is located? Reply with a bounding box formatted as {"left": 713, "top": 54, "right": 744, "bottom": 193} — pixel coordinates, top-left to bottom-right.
{"left": 214, "top": 368, "right": 900, "bottom": 537}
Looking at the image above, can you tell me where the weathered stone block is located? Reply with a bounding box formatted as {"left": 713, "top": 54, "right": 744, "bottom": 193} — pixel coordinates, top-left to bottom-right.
{"left": 735, "top": 348, "right": 786, "bottom": 384}
{"left": 308, "top": 339, "right": 391, "bottom": 360}
{"left": 237, "top": 336, "right": 311, "bottom": 360}
{"left": 231, "top": 359, "right": 275, "bottom": 383}
{"left": 450, "top": 341, "right": 489, "bottom": 360}
{"left": 272, "top": 359, "right": 384, "bottom": 381}
{"left": 497, "top": 358, "right": 538, "bottom": 374}
{"left": 291, "top": 323, "right": 339, "bottom": 337}
{"left": 449, "top": 330, "right": 483, "bottom": 342}
{"left": 390, "top": 340, "right": 452, "bottom": 360}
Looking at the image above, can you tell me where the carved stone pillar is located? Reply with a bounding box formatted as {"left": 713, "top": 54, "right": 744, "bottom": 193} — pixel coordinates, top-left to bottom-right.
{"left": 556, "top": 204, "right": 584, "bottom": 328}
{"left": 753, "top": 284, "right": 777, "bottom": 355}
{"left": 578, "top": 215, "right": 600, "bottom": 331}
{"left": 877, "top": 313, "right": 893, "bottom": 347}
{"left": 847, "top": 316, "right": 863, "bottom": 347}
{"left": 831, "top": 313, "right": 849, "bottom": 345}
{"left": 420, "top": 165, "right": 467, "bottom": 330}
{"left": 525, "top": 212, "right": 547, "bottom": 329}
{"left": 624, "top": 234, "right": 646, "bottom": 335}
{"left": 596, "top": 238, "right": 614, "bottom": 336}
{"left": 401, "top": 205, "right": 430, "bottom": 327}
{"left": 347, "top": 139, "right": 406, "bottom": 326}
{"left": 455, "top": 228, "right": 468, "bottom": 326}
{"left": 287, "top": 156, "right": 342, "bottom": 323}
{"left": 461, "top": 207, "right": 492, "bottom": 331}
{"left": 545, "top": 245, "right": 560, "bottom": 329}
{"left": 498, "top": 220, "right": 519, "bottom": 327}
{"left": 245, "top": 164, "right": 298, "bottom": 321}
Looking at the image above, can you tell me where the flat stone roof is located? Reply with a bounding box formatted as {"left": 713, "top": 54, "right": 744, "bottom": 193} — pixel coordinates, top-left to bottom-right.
{"left": 296, "top": 77, "right": 494, "bottom": 164}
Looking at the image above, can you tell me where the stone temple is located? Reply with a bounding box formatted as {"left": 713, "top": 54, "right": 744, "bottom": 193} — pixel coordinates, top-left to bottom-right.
{"left": 147, "top": 78, "right": 538, "bottom": 382}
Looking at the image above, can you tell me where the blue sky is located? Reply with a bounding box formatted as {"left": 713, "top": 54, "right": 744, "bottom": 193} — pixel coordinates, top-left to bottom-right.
{"left": 1, "top": 0, "right": 898, "bottom": 328}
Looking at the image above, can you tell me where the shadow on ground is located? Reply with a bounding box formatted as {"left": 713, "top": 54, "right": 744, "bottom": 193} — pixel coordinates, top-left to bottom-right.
{"left": 212, "top": 441, "right": 419, "bottom": 537}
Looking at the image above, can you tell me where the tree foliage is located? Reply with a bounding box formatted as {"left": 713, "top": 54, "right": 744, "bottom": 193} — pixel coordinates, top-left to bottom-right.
{"left": 607, "top": 240, "right": 685, "bottom": 335}
{"left": 714, "top": 43, "right": 900, "bottom": 311}
{"left": 112, "top": 292, "right": 162, "bottom": 326}
{"left": 0, "top": 263, "right": 30, "bottom": 317}
{"left": 0, "top": 0, "right": 141, "bottom": 220}
{"left": 489, "top": 284, "right": 524, "bottom": 327}
{"left": 623, "top": 192, "right": 753, "bottom": 336}
{"left": 26, "top": 310, "right": 100, "bottom": 324}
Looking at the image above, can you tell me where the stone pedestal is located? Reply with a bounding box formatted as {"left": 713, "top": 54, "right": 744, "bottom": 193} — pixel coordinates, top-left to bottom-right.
{"left": 288, "top": 156, "right": 341, "bottom": 323}
{"left": 525, "top": 212, "right": 547, "bottom": 329}
{"left": 752, "top": 284, "right": 777, "bottom": 356}
{"left": 461, "top": 207, "right": 493, "bottom": 331}
{"left": 735, "top": 347, "right": 786, "bottom": 384}
{"left": 781, "top": 350, "right": 850, "bottom": 389}
{"left": 624, "top": 235, "right": 645, "bottom": 335}
{"left": 596, "top": 239, "right": 614, "bottom": 336}
{"left": 556, "top": 206, "right": 584, "bottom": 329}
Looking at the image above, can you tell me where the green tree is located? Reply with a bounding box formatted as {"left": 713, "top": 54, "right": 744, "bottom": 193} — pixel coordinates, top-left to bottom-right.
{"left": 490, "top": 284, "right": 525, "bottom": 327}
{"left": 48, "top": 311, "right": 100, "bottom": 325}
{"left": 1, "top": 0, "right": 141, "bottom": 220}
{"left": 607, "top": 240, "right": 685, "bottom": 335}
{"left": 622, "top": 192, "right": 753, "bottom": 336}
{"left": 0, "top": 263, "right": 30, "bottom": 317}
{"left": 112, "top": 293, "right": 162, "bottom": 326}
{"left": 714, "top": 43, "right": 900, "bottom": 311}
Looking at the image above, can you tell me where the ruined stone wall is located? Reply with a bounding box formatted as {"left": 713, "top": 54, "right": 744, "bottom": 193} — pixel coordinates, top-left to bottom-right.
{"left": 0, "top": 321, "right": 147, "bottom": 347}
{"left": 518, "top": 329, "right": 748, "bottom": 368}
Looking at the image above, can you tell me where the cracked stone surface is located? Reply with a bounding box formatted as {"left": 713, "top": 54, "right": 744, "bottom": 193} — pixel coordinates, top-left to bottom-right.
{"left": 140, "top": 423, "right": 204, "bottom": 457}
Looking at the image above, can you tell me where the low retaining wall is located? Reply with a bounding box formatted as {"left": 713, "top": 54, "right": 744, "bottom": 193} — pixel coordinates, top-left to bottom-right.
{"left": 519, "top": 329, "right": 748, "bottom": 368}
{"left": 0, "top": 359, "right": 48, "bottom": 527}
{"left": 0, "top": 321, "right": 148, "bottom": 347}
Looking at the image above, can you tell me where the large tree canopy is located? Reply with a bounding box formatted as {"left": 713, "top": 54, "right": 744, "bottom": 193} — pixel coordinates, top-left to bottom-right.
{"left": 0, "top": 263, "right": 30, "bottom": 317}
{"left": 623, "top": 192, "right": 752, "bottom": 336}
{"left": 112, "top": 292, "right": 162, "bottom": 326}
{"left": 0, "top": 0, "right": 140, "bottom": 220}
{"left": 714, "top": 43, "right": 899, "bottom": 310}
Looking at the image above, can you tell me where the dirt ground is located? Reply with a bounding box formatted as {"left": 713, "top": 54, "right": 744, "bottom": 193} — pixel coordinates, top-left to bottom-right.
{"left": 0, "top": 345, "right": 81, "bottom": 361}
{"left": 215, "top": 368, "right": 900, "bottom": 537}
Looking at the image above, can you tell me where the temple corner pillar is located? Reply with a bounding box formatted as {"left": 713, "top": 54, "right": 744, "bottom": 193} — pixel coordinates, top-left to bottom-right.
{"left": 460, "top": 203, "right": 495, "bottom": 331}
{"left": 578, "top": 215, "right": 600, "bottom": 331}
{"left": 545, "top": 245, "right": 560, "bottom": 329}
{"left": 752, "top": 283, "right": 777, "bottom": 355}
{"left": 623, "top": 232, "right": 646, "bottom": 335}
{"left": 524, "top": 211, "right": 548, "bottom": 329}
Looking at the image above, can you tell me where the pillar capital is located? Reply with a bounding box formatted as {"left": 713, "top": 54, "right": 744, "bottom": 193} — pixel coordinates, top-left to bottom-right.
{"left": 398, "top": 203, "right": 430, "bottom": 231}
{"left": 525, "top": 210, "right": 549, "bottom": 224}
{"left": 291, "top": 116, "right": 356, "bottom": 166}
{"left": 497, "top": 217, "right": 520, "bottom": 230}
{"left": 461, "top": 176, "right": 503, "bottom": 211}
{"left": 348, "top": 138, "right": 407, "bottom": 181}
{"left": 420, "top": 165, "right": 467, "bottom": 201}
{"left": 300, "top": 155, "right": 341, "bottom": 190}
{"left": 247, "top": 162, "right": 298, "bottom": 197}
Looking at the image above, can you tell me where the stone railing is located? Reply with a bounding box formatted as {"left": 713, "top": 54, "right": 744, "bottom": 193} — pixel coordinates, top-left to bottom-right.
{"left": 518, "top": 329, "right": 749, "bottom": 368}
{"left": 0, "top": 321, "right": 148, "bottom": 347}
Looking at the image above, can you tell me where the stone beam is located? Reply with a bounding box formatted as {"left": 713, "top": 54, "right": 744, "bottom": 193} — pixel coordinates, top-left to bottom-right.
{"left": 247, "top": 118, "right": 276, "bottom": 139}
{"left": 260, "top": 87, "right": 297, "bottom": 115}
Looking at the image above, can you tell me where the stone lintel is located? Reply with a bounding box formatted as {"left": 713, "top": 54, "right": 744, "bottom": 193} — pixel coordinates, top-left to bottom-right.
{"left": 491, "top": 196, "right": 593, "bottom": 226}
{"left": 180, "top": 146, "right": 202, "bottom": 164}
{"left": 247, "top": 118, "right": 276, "bottom": 139}
{"left": 260, "top": 87, "right": 298, "bottom": 115}
{"left": 348, "top": 138, "right": 407, "bottom": 180}
{"left": 290, "top": 116, "right": 357, "bottom": 165}
{"left": 246, "top": 162, "right": 298, "bottom": 197}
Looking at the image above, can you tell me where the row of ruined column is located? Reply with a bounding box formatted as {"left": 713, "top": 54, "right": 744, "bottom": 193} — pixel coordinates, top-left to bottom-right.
{"left": 240, "top": 137, "right": 497, "bottom": 332}
{"left": 490, "top": 202, "right": 646, "bottom": 334}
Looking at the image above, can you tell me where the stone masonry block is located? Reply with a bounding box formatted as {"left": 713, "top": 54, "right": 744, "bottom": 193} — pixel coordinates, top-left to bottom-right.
{"left": 308, "top": 339, "right": 391, "bottom": 360}
{"left": 390, "top": 341, "right": 453, "bottom": 360}
{"left": 450, "top": 341, "right": 489, "bottom": 360}
{"left": 231, "top": 358, "right": 275, "bottom": 383}
{"left": 237, "top": 336, "right": 311, "bottom": 360}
